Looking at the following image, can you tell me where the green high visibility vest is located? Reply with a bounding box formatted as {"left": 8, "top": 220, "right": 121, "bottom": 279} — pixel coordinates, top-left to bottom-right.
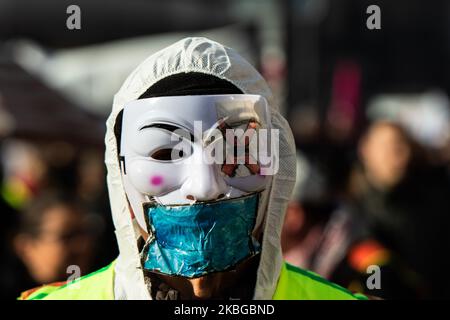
{"left": 19, "top": 260, "right": 367, "bottom": 300}
{"left": 273, "top": 263, "right": 367, "bottom": 300}
{"left": 19, "top": 262, "right": 116, "bottom": 300}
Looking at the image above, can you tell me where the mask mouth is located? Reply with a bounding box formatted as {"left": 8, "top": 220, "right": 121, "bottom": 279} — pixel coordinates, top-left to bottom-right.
{"left": 140, "top": 192, "right": 262, "bottom": 278}
{"left": 144, "top": 190, "right": 257, "bottom": 207}
{"left": 147, "top": 181, "right": 266, "bottom": 207}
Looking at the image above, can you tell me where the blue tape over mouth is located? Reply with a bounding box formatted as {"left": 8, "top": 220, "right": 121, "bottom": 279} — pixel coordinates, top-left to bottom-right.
{"left": 141, "top": 193, "right": 261, "bottom": 278}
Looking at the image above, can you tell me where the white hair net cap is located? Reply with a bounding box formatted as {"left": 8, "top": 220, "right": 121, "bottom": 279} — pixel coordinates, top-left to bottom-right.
{"left": 105, "top": 37, "right": 296, "bottom": 299}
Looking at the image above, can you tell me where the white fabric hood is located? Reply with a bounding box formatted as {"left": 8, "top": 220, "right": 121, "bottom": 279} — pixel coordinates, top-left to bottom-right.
{"left": 104, "top": 37, "right": 296, "bottom": 299}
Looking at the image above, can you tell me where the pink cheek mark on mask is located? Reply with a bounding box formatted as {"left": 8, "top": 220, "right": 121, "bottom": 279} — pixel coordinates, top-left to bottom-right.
{"left": 150, "top": 175, "right": 164, "bottom": 186}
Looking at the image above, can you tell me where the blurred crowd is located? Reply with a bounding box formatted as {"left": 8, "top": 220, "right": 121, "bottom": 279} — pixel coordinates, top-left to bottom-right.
{"left": 0, "top": 141, "right": 117, "bottom": 300}
{"left": 283, "top": 114, "right": 450, "bottom": 299}
{"left": 1, "top": 0, "right": 449, "bottom": 300}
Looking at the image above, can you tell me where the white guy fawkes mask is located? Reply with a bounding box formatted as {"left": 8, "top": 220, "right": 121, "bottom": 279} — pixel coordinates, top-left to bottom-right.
{"left": 118, "top": 94, "right": 279, "bottom": 277}
{"left": 119, "top": 94, "right": 278, "bottom": 232}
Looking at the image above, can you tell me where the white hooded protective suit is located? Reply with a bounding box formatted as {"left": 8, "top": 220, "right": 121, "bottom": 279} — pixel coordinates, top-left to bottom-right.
{"left": 105, "top": 37, "right": 297, "bottom": 300}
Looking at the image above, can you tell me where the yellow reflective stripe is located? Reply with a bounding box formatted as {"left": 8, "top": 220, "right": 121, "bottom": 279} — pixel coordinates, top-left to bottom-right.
{"left": 20, "top": 283, "right": 66, "bottom": 300}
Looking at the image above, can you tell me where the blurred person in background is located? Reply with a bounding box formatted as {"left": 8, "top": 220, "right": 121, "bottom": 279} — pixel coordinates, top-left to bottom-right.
{"left": 0, "top": 139, "right": 118, "bottom": 299}
{"left": 13, "top": 192, "right": 99, "bottom": 299}
{"left": 348, "top": 120, "right": 450, "bottom": 298}
{"left": 281, "top": 151, "right": 423, "bottom": 299}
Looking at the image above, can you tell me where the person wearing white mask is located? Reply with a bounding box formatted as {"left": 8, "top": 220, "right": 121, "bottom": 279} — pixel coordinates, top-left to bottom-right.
{"left": 20, "top": 37, "right": 367, "bottom": 300}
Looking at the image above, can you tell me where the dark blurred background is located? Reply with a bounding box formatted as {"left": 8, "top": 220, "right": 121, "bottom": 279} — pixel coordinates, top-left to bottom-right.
{"left": 0, "top": 0, "right": 449, "bottom": 299}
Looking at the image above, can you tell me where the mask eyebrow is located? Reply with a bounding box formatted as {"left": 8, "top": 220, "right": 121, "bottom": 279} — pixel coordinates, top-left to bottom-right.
{"left": 139, "top": 123, "right": 194, "bottom": 141}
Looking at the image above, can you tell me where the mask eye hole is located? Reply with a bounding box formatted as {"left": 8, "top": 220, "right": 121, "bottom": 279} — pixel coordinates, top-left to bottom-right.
{"left": 150, "top": 147, "right": 189, "bottom": 161}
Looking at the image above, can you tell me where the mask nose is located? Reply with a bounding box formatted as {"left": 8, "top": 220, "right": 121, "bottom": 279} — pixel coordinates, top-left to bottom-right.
{"left": 180, "top": 162, "right": 228, "bottom": 202}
